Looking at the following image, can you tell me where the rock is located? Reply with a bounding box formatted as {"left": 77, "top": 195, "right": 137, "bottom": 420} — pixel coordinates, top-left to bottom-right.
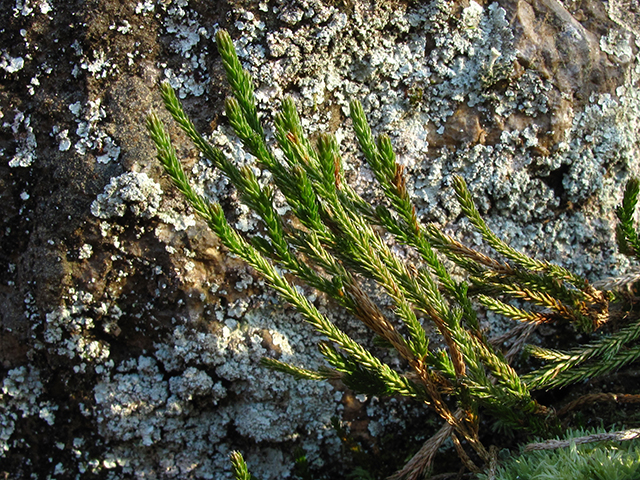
{"left": 1, "top": 0, "right": 639, "bottom": 478}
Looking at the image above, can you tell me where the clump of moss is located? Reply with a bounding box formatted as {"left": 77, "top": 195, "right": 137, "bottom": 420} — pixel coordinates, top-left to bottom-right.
{"left": 479, "top": 427, "right": 640, "bottom": 480}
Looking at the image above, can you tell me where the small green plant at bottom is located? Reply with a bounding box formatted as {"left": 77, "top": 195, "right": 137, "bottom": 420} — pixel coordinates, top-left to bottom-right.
{"left": 230, "top": 451, "right": 253, "bottom": 480}
{"left": 147, "top": 29, "right": 640, "bottom": 479}
{"left": 477, "top": 427, "right": 640, "bottom": 480}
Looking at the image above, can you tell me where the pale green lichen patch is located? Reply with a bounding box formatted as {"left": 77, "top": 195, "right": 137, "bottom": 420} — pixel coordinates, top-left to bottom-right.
{"left": 91, "top": 172, "right": 163, "bottom": 219}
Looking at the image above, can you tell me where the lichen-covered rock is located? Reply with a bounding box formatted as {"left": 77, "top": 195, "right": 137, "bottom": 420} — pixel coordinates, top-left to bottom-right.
{"left": 90, "top": 171, "right": 163, "bottom": 219}
{"left": 1, "top": 0, "right": 639, "bottom": 479}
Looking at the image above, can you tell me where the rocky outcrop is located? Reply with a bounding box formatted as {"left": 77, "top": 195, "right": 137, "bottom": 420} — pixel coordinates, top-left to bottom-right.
{"left": 1, "top": 0, "right": 638, "bottom": 478}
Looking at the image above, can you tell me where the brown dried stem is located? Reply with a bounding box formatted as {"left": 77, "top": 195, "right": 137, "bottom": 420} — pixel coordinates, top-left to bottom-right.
{"left": 524, "top": 428, "right": 640, "bottom": 452}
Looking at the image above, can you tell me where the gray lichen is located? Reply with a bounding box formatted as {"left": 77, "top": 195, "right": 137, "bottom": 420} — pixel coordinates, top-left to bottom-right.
{"left": 2, "top": 0, "right": 640, "bottom": 478}
{"left": 91, "top": 171, "right": 163, "bottom": 219}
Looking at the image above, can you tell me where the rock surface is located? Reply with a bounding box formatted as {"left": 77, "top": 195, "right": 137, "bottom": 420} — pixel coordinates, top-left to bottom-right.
{"left": 1, "top": 0, "right": 639, "bottom": 478}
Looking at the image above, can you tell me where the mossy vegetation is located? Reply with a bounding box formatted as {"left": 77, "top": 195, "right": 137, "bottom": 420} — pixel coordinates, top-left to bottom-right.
{"left": 478, "top": 427, "right": 640, "bottom": 480}
{"left": 147, "top": 30, "right": 640, "bottom": 479}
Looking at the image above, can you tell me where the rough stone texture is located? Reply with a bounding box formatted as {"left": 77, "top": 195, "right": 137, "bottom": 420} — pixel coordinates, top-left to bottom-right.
{"left": 1, "top": 0, "right": 639, "bottom": 478}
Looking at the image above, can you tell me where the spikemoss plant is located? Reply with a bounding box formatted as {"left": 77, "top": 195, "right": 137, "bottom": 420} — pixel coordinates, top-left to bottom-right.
{"left": 147, "top": 29, "right": 640, "bottom": 479}
{"left": 230, "top": 451, "right": 253, "bottom": 480}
